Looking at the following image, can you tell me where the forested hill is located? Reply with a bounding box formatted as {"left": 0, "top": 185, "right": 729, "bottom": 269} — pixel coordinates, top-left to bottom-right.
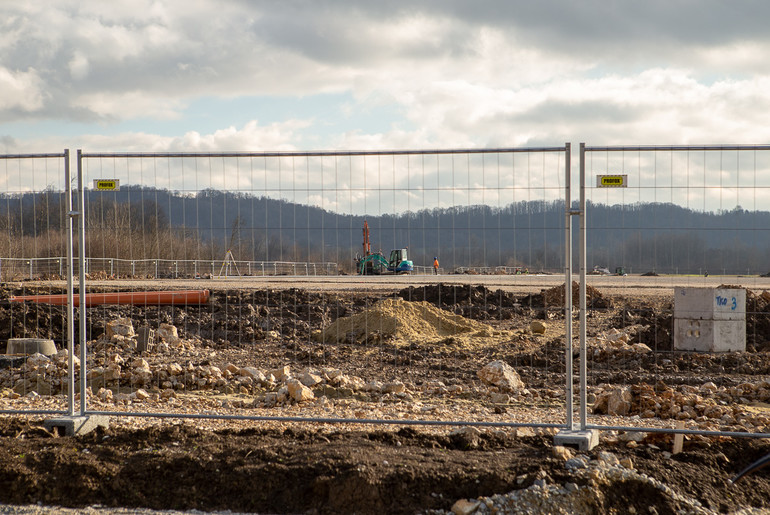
{"left": 3, "top": 187, "right": 769, "bottom": 274}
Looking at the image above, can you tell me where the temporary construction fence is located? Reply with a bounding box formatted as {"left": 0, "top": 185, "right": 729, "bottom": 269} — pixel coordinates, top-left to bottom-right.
{"left": 5, "top": 146, "right": 568, "bottom": 433}
{"left": 3, "top": 144, "right": 770, "bottom": 447}
{"left": 0, "top": 257, "right": 524, "bottom": 280}
{"left": 576, "top": 144, "right": 770, "bottom": 442}
{"left": 0, "top": 150, "right": 73, "bottom": 417}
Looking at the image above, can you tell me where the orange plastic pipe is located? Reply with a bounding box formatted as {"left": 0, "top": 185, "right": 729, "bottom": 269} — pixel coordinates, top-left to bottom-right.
{"left": 9, "top": 290, "right": 210, "bottom": 307}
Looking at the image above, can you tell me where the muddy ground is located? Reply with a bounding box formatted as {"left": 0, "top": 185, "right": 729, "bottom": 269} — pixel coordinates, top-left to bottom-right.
{"left": 2, "top": 281, "right": 770, "bottom": 513}
{"left": 0, "top": 418, "right": 770, "bottom": 514}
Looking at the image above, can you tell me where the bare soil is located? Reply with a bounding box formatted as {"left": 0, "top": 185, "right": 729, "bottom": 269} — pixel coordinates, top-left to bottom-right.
{"left": 1, "top": 418, "right": 770, "bottom": 514}
{"left": 2, "top": 280, "right": 770, "bottom": 513}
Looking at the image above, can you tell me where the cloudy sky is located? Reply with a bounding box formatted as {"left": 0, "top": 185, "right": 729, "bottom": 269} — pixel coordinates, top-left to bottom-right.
{"left": 2, "top": 0, "right": 770, "bottom": 155}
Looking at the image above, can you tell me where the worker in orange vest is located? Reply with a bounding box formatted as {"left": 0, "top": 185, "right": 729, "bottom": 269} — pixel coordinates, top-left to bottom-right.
{"left": 433, "top": 257, "right": 439, "bottom": 275}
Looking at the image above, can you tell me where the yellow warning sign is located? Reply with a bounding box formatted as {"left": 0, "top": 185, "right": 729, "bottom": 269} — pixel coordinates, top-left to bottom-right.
{"left": 93, "top": 179, "right": 120, "bottom": 191}
{"left": 597, "top": 175, "right": 627, "bottom": 188}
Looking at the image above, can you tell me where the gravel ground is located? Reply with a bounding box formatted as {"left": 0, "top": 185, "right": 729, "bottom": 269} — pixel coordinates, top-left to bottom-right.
{"left": 2, "top": 276, "right": 770, "bottom": 513}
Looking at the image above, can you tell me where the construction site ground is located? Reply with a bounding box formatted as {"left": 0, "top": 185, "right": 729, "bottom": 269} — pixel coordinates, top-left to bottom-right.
{"left": 2, "top": 275, "right": 770, "bottom": 514}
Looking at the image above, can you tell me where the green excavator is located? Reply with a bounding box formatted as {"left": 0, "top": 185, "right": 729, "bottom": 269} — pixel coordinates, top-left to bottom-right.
{"left": 355, "top": 221, "right": 414, "bottom": 275}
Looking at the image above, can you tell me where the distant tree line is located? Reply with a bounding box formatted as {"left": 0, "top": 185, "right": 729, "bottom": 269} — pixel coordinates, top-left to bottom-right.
{"left": 1, "top": 186, "right": 769, "bottom": 274}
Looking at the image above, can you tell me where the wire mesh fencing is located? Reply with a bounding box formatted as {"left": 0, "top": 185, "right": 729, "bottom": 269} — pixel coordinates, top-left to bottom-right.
{"left": 0, "top": 151, "right": 71, "bottom": 415}
{"left": 581, "top": 144, "right": 770, "bottom": 440}
{"left": 72, "top": 147, "right": 573, "bottom": 429}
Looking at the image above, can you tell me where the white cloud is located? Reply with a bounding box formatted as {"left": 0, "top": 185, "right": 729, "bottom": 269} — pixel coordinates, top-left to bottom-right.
{"left": 2, "top": 0, "right": 770, "bottom": 153}
{"left": 45, "top": 119, "right": 309, "bottom": 153}
{"left": 0, "top": 67, "right": 46, "bottom": 112}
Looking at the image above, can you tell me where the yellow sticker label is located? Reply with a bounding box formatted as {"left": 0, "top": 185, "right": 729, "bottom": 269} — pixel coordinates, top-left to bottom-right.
{"left": 597, "top": 175, "right": 627, "bottom": 187}
{"left": 93, "top": 179, "right": 120, "bottom": 191}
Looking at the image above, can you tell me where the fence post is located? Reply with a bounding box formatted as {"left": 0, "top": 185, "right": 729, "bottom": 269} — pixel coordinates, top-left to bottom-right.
{"left": 564, "top": 142, "right": 574, "bottom": 431}
{"left": 77, "top": 149, "right": 88, "bottom": 415}
{"left": 65, "top": 149, "right": 75, "bottom": 416}
{"left": 578, "top": 143, "right": 588, "bottom": 431}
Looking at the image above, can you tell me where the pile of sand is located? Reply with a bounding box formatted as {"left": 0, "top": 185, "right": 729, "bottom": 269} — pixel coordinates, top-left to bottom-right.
{"left": 319, "top": 298, "right": 501, "bottom": 344}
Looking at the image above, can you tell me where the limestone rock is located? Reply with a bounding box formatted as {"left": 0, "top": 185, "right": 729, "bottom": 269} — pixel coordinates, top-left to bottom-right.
{"left": 530, "top": 321, "right": 547, "bottom": 334}
{"left": 477, "top": 361, "right": 525, "bottom": 391}
{"left": 552, "top": 445, "right": 574, "bottom": 461}
{"left": 240, "top": 367, "right": 267, "bottom": 383}
{"left": 156, "top": 323, "right": 179, "bottom": 342}
{"left": 106, "top": 318, "right": 135, "bottom": 339}
{"left": 132, "top": 358, "right": 151, "bottom": 373}
{"left": 300, "top": 371, "right": 323, "bottom": 387}
{"left": 287, "top": 379, "right": 315, "bottom": 402}
{"left": 271, "top": 366, "right": 291, "bottom": 382}
{"left": 451, "top": 498, "right": 481, "bottom": 515}
{"left": 607, "top": 387, "right": 633, "bottom": 416}
{"left": 105, "top": 363, "right": 121, "bottom": 380}
{"left": 167, "top": 363, "right": 183, "bottom": 376}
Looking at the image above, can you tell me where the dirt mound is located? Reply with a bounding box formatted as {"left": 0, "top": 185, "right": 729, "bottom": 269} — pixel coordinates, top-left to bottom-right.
{"left": 394, "top": 284, "right": 525, "bottom": 321}
{"left": 319, "top": 298, "right": 498, "bottom": 344}
{"left": 521, "top": 281, "right": 611, "bottom": 309}
{"left": 395, "top": 284, "right": 519, "bottom": 308}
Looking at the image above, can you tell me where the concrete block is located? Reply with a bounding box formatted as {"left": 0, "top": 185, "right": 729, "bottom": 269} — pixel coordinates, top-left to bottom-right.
{"left": 44, "top": 415, "right": 109, "bottom": 436}
{"left": 674, "top": 287, "right": 745, "bottom": 321}
{"left": 7, "top": 338, "right": 57, "bottom": 357}
{"left": 674, "top": 318, "right": 745, "bottom": 352}
{"left": 554, "top": 429, "right": 599, "bottom": 451}
{"left": 674, "top": 287, "right": 746, "bottom": 352}
{"left": 136, "top": 326, "right": 155, "bottom": 353}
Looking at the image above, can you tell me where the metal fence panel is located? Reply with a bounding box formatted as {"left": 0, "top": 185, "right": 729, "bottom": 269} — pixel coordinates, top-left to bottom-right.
{"left": 580, "top": 144, "right": 770, "bottom": 440}
{"left": 72, "top": 147, "right": 572, "bottom": 430}
{"left": 0, "top": 151, "right": 71, "bottom": 416}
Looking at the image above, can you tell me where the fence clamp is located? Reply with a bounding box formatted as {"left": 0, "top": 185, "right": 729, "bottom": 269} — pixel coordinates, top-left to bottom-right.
{"left": 568, "top": 209, "right": 582, "bottom": 216}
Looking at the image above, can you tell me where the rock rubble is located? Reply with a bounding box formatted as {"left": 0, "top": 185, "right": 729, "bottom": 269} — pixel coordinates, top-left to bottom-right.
{"left": 437, "top": 449, "right": 720, "bottom": 515}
